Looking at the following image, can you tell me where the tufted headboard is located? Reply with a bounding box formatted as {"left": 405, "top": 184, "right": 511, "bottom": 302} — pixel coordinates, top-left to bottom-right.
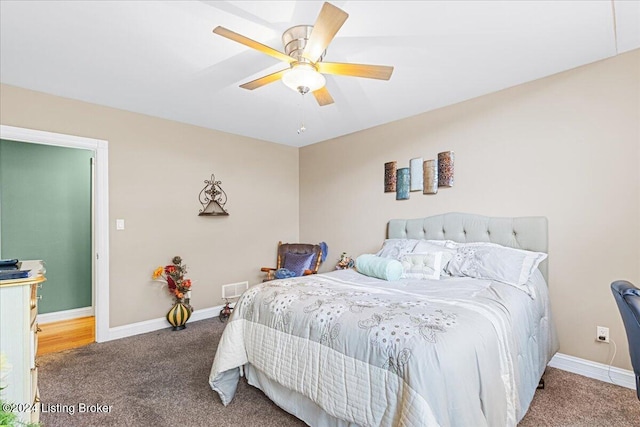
{"left": 388, "top": 212, "right": 548, "bottom": 282}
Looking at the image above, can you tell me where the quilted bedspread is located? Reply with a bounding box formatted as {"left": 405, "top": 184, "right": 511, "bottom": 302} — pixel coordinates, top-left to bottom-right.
{"left": 209, "top": 269, "right": 557, "bottom": 427}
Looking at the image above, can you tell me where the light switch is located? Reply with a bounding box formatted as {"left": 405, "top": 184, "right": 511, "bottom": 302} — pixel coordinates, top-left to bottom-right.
{"left": 116, "top": 219, "right": 125, "bottom": 230}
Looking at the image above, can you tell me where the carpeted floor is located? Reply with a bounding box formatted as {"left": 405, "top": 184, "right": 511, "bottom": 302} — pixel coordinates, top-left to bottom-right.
{"left": 38, "top": 317, "right": 639, "bottom": 427}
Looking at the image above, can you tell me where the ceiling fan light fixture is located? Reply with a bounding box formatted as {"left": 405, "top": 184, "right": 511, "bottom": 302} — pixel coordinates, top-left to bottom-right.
{"left": 213, "top": 2, "right": 392, "bottom": 107}
{"left": 282, "top": 63, "right": 326, "bottom": 94}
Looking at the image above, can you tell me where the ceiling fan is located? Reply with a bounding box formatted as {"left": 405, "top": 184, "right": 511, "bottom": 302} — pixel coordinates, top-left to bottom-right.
{"left": 212, "top": 2, "right": 394, "bottom": 106}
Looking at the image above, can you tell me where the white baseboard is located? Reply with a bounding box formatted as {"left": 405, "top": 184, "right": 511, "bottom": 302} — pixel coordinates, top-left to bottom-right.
{"left": 38, "top": 306, "right": 94, "bottom": 324}
{"left": 104, "top": 304, "right": 224, "bottom": 342}
{"left": 549, "top": 352, "right": 636, "bottom": 390}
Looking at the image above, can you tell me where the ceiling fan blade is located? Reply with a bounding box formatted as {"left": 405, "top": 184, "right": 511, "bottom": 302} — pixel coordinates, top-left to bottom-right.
{"left": 213, "top": 26, "right": 294, "bottom": 64}
{"left": 240, "top": 68, "right": 289, "bottom": 90}
{"left": 302, "top": 3, "right": 349, "bottom": 63}
{"left": 317, "top": 62, "right": 394, "bottom": 80}
{"left": 312, "top": 86, "right": 334, "bottom": 106}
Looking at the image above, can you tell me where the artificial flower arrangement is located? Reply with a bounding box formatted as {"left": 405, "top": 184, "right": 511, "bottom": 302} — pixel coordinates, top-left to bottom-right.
{"left": 0, "top": 352, "right": 42, "bottom": 427}
{"left": 152, "top": 256, "right": 192, "bottom": 309}
{"left": 0, "top": 352, "right": 11, "bottom": 425}
{"left": 336, "top": 252, "right": 355, "bottom": 270}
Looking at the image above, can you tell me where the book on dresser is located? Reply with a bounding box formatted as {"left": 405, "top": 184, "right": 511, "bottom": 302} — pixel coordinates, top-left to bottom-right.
{"left": 0, "top": 260, "right": 46, "bottom": 424}
{"left": 0, "top": 270, "right": 31, "bottom": 280}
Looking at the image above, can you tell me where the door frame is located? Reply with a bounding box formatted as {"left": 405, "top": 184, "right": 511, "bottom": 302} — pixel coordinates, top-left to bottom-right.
{"left": 0, "top": 125, "right": 110, "bottom": 342}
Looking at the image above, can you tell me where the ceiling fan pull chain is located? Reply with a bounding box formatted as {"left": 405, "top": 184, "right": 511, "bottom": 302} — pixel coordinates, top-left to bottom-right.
{"left": 298, "top": 93, "right": 307, "bottom": 134}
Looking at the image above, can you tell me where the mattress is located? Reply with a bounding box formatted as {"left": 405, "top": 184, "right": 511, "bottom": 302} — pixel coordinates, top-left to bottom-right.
{"left": 209, "top": 268, "right": 558, "bottom": 427}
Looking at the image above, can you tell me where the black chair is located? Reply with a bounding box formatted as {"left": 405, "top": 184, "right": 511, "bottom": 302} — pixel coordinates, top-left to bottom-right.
{"left": 611, "top": 280, "right": 640, "bottom": 400}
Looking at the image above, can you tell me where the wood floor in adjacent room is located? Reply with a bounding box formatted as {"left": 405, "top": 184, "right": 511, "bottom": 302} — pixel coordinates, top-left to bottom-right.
{"left": 37, "top": 316, "right": 95, "bottom": 356}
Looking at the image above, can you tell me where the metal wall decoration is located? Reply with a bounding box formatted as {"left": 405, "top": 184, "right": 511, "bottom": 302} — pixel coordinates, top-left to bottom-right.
{"left": 423, "top": 159, "right": 438, "bottom": 194}
{"left": 410, "top": 157, "right": 423, "bottom": 192}
{"left": 384, "top": 161, "right": 397, "bottom": 192}
{"left": 198, "top": 173, "right": 229, "bottom": 216}
{"left": 437, "top": 151, "right": 454, "bottom": 187}
{"left": 385, "top": 151, "right": 454, "bottom": 200}
{"left": 396, "top": 168, "right": 410, "bottom": 200}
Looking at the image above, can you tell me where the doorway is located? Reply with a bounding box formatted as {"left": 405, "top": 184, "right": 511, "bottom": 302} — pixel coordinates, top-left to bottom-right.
{"left": 1, "top": 139, "right": 93, "bottom": 313}
{"left": 0, "top": 125, "right": 110, "bottom": 342}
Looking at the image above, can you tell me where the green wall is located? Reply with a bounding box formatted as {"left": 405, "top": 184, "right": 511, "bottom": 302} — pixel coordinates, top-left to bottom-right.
{"left": 0, "top": 139, "right": 93, "bottom": 313}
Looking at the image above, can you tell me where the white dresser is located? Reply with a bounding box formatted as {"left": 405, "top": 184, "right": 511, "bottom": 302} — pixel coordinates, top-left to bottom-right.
{"left": 0, "top": 260, "right": 45, "bottom": 424}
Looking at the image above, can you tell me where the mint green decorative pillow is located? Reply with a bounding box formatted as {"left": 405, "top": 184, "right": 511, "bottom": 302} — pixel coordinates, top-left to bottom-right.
{"left": 356, "top": 254, "right": 403, "bottom": 281}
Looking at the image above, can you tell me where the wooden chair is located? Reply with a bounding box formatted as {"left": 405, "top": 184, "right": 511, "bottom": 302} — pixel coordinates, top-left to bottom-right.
{"left": 261, "top": 241, "right": 323, "bottom": 281}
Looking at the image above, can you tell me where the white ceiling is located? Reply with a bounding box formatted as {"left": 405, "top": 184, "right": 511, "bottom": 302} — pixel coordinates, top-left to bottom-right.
{"left": 1, "top": 1, "right": 638, "bottom": 147}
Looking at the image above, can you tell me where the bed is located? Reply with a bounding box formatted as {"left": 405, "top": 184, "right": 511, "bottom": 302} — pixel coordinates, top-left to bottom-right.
{"left": 209, "top": 212, "right": 559, "bottom": 426}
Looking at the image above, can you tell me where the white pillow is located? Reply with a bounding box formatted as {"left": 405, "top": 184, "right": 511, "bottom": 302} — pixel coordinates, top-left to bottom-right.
{"left": 446, "top": 242, "right": 547, "bottom": 291}
{"left": 422, "top": 239, "right": 459, "bottom": 248}
{"left": 376, "top": 239, "right": 420, "bottom": 260}
{"left": 412, "top": 240, "right": 456, "bottom": 274}
{"left": 400, "top": 252, "right": 443, "bottom": 280}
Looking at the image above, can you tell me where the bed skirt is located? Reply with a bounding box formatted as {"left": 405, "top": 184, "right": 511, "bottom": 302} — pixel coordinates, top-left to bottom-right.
{"left": 246, "top": 364, "right": 358, "bottom": 427}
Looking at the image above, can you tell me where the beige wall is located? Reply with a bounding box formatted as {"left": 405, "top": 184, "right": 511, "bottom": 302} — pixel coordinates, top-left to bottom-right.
{"left": 0, "top": 84, "right": 299, "bottom": 327}
{"left": 300, "top": 50, "right": 640, "bottom": 370}
{"left": 1, "top": 49, "right": 638, "bottom": 369}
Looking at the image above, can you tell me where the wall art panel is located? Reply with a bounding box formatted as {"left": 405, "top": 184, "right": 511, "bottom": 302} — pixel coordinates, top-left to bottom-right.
{"left": 410, "top": 157, "right": 423, "bottom": 192}
{"left": 396, "top": 167, "right": 410, "bottom": 200}
{"left": 423, "top": 159, "right": 438, "bottom": 194}
{"left": 437, "top": 151, "right": 454, "bottom": 187}
{"left": 384, "top": 161, "right": 397, "bottom": 192}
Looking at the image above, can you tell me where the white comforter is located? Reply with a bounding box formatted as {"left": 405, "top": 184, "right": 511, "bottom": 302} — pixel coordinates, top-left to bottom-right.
{"left": 209, "top": 269, "right": 557, "bottom": 427}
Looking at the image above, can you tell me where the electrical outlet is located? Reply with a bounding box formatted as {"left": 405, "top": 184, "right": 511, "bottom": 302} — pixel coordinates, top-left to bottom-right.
{"left": 596, "top": 326, "right": 609, "bottom": 343}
